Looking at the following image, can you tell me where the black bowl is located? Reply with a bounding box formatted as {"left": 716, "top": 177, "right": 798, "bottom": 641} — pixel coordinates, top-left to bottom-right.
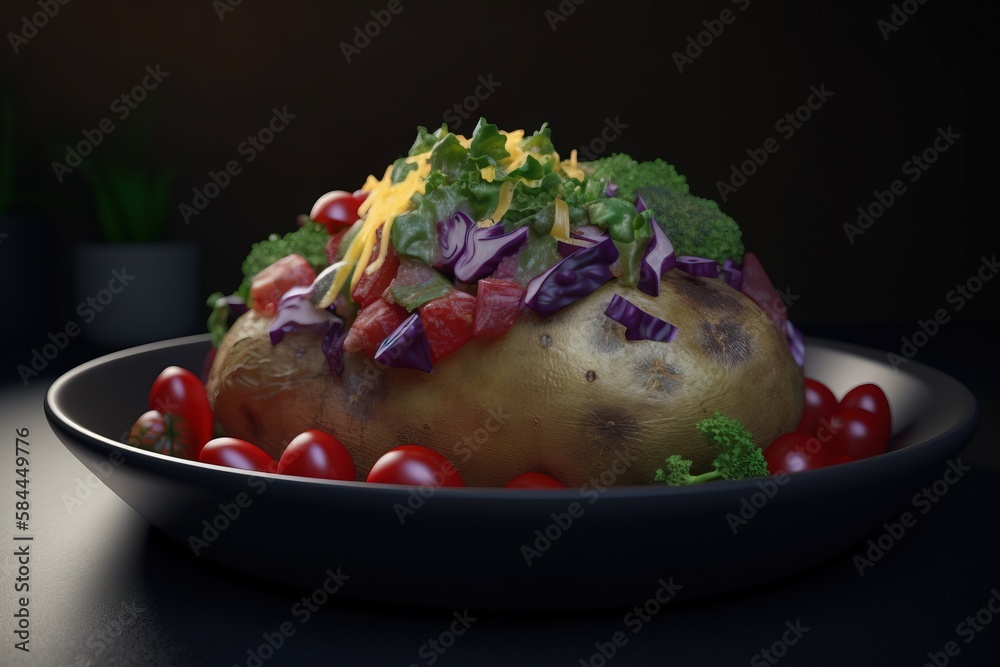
{"left": 44, "top": 334, "right": 978, "bottom": 610}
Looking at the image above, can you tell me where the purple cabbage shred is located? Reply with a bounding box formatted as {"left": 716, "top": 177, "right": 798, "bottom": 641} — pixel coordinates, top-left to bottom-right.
{"left": 604, "top": 294, "right": 678, "bottom": 343}
{"left": 268, "top": 284, "right": 343, "bottom": 348}
{"left": 374, "top": 312, "right": 433, "bottom": 373}
{"left": 785, "top": 320, "right": 805, "bottom": 367}
{"left": 436, "top": 212, "right": 475, "bottom": 272}
{"left": 677, "top": 256, "right": 720, "bottom": 279}
{"left": 524, "top": 237, "right": 619, "bottom": 317}
{"left": 635, "top": 195, "right": 677, "bottom": 296}
{"left": 453, "top": 224, "right": 528, "bottom": 283}
{"left": 722, "top": 258, "right": 743, "bottom": 291}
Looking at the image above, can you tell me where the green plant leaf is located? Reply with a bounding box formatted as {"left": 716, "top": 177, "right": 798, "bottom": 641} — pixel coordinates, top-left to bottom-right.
{"left": 78, "top": 161, "right": 126, "bottom": 242}
{"left": 108, "top": 165, "right": 148, "bottom": 242}
{"left": 129, "top": 168, "right": 151, "bottom": 241}
{"left": 148, "top": 168, "right": 173, "bottom": 241}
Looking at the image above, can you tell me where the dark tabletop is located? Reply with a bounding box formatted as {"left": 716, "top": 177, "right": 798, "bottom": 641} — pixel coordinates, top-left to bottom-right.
{"left": 1, "top": 323, "right": 998, "bottom": 667}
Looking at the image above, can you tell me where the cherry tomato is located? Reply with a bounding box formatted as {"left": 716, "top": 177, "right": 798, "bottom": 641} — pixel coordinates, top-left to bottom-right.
{"left": 310, "top": 190, "right": 364, "bottom": 233}
{"left": 149, "top": 366, "right": 214, "bottom": 453}
{"left": 831, "top": 455, "right": 856, "bottom": 466}
{"left": 128, "top": 410, "right": 197, "bottom": 458}
{"left": 277, "top": 429, "right": 356, "bottom": 481}
{"left": 366, "top": 445, "right": 465, "bottom": 487}
{"left": 504, "top": 472, "right": 565, "bottom": 489}
{"left": 839, "top": 383, "right": 892, "bottom": 438}
{"left": 199, "top": 437, "right": 276, "bottom": 473}
{"left": 763, "top": 432, "right": 834, "bottom": 474}
{"left": 827, "top": 408, "right": 890, "bottom": 460}
{"left": 797, "top": 378, "right": 839, "bottom": 438}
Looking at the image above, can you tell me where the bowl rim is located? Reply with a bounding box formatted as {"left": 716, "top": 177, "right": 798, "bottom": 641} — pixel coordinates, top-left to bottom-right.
{"left": 43, "top": 333, "right": 980, "bottom": 501}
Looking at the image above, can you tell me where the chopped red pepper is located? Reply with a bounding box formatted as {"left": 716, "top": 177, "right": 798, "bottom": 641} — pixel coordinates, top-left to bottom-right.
{"left": 352, "top": 234, "right": 400, "bottom": 308}
{"left": 344, "top": 298, "right": 408, "bottom": 357}
{"left": 418, "top": 290, "right": 477, "bottom": 363}
{"left": 474, "top": 278, "right": 523, "bottom": 338}
{"left": 324, "top": 227, "right": 351, "bottom": 265}
{"left": 250, "top": 254, "right": 316, "bottom": 317}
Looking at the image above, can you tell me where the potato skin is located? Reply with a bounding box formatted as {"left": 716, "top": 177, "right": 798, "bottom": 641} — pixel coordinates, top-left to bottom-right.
{"left": 207, "top": 271, "right": 803, "bottom": 487}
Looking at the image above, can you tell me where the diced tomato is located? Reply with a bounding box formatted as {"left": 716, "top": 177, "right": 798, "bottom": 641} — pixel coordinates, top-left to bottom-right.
{"left": 352, "top": 234, "right": 400, "bottom": 308}
{"left": 250, "top": 254, "right": 316, "bottom": 317}
{"left": 489, "top": 253, "right": 519, "bottom": 281}
{"left": 390, "top": 258, "right": 436, "bottom": 290}
{"left": 325, "top": 227, "right": 351, "bottom": 264}
{"left": 418, "top": 290, "right": 477, "bottom": 363}
{"left": 384, "top": 258, "right": 453, "bottom": 309}
{"left": 474, "top": 279, "right": 523, "bottom": 338}
{"left": 343, "top": 298, "right": 408, "bottom": 357}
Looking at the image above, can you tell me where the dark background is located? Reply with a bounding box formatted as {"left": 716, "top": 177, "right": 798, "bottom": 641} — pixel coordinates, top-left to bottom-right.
{"left": 1, "top": 0, "right": 998, "bottom": 351}
{"left": 1, "top": 1, "right": 998, "bottom": 665}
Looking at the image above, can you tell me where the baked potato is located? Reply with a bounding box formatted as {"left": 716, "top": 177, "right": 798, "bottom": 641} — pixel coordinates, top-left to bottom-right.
{"left": 207, "top": 269, "right": 802, "bottom": 487}
{"left": 204, "top": 120, "right": 808, "bottom": 486}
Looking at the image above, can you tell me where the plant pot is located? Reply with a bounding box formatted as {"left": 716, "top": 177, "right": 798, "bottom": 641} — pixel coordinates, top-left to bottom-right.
{"left": 73, "top": 242, "right": 203, "bottom": 349}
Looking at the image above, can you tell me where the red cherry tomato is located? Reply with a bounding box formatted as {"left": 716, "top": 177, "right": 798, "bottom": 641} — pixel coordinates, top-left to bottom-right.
{"left": 366, "top": 445, "right": 465, "bottom": 487}
{"left": 199, "top": 437, "right": 276, "bottom": 473}
{"left": 797, "top": 378, "right": 839, "bottom": 438}
{"left": 310, "top": 190, "right": 364, "bottom": 233}
{"left": 149, "top": 366, "right": 214, "bottom": 453}
{"left": 128, "top": 409, "right": 197, "bottom": 459}
{"left": 839, "top": 383, "right": 892, "bottom": 438}
{"left": 763, "top": 432, "right": 834, "bottom": 474}
{"left": 827, "top": 408, "right": 890, "bottom": 460}
{"left": 831, "top": 455, "right": 856, "bottom": 466}
{"left": 277, "top": 429, "right": 356, "bottom": 481}
{"left": 504, "top": 472, "right": 566, "bottom": 489}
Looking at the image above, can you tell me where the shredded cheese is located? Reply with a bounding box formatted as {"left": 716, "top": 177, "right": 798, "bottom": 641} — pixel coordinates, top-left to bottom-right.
{"left": 551, "top": 196, "right": 570, "bottom": 241}
{"left": 366, "top": 213, "right": 396, "bottom": 274}
{"left": 561, "top": 148, "right": 585, "bottom": 181}
{"left": 319, "top": 128, "right": 571, "bottom": 308}
{"left": 319, "top": 156, "right": 433, "bottom": 306}
{"left": 483, "top": 180, "right": 515, "bottom": 227}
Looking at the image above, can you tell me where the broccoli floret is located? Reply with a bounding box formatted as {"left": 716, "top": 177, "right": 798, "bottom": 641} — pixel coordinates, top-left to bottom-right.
{"left": 581, "top": 154, "right": 688, "bottom": 201}
{"left": 581, "top": 154, "right": 643, "bottom": 199}
{"left": 653, "top": 413, "right": 770, "bottom": 485}
{"left": 642, "top": 189, "right": 744, "bottom": 265}
{"left": 234, "top": 220, "right": 330, "bottom": 299}
{"left": 580, "top": 154, "right": 743, "bottom": 264}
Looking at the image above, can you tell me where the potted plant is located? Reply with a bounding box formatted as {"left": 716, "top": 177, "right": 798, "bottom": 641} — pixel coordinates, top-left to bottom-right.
{"left": 73, "top": 160, "right": 202, "bottom": 349}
